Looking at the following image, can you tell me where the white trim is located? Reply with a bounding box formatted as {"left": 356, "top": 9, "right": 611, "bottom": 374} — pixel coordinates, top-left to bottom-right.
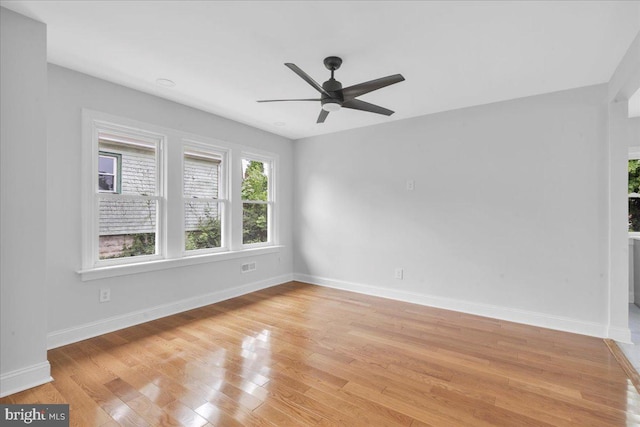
{"left": 607, "top": 326, "right": 632, "bottom": 344}
{"left": 48, "top": 273, "right": 293, "bottom": 349}
{"left": 629, "top": 145, "right": 640, "bottom": 159}
{"left": 83, "top": 110, "right": 167, "bottom": 269}
{"left": 0, "top": 362, "right": 52, "bottom": 398}
{"left": 294, "top": 273, "right": 612, "bottom": 339}
{"left": 78, "top": 245, "right": 283, "bottom": 281}
{"left": 630, "top": 238, "right": 636, "bottom": 304}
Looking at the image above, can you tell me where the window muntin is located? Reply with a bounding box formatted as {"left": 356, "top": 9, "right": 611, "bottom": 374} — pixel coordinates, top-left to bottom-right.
{"left": 242, "top": 157, "right": 272, "bottom": 245}
{"left": 183, "top": 147, "right": 227, "bottom": 252}
{"left": 96, "top": 135, "right": 162, "bottom": 261}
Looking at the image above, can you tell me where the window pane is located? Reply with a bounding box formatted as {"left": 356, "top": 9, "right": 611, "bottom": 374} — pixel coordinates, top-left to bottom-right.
{"left": 241, "top": 159, "right": 268, "bottom": 201}
{"left": 99, "top": 139, "right": 156, "bottom": 196}
{"left": 630, "top": 159, "right": 640, "bottom": 232}
{"left": 99, "top": 199, "right": 156, "bottom": 259}
{"left": 184, "top": 152, "right": 220, "bottom": 199}
{"left": 243, "top": 203, "right": 268, "bottom": 244}
{"left": 185, "top": 201, "right": 222, "bottom": 250}
{"left": 630, "top": 160, "right": 640, "bottom": 193}
{"left": 99, "top": 156, "right": 114, "bottom": 174}
{"left": 99, "top": 174, "right": 115, "bottom": 192}
{"left": 630, "top": 198, "right": 640, "bottom": 232}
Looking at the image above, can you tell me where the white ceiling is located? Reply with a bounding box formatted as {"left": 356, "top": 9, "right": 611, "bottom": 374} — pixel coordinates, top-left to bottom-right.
{"left": 2, "top": 1, "right": 639, "bottom": 140}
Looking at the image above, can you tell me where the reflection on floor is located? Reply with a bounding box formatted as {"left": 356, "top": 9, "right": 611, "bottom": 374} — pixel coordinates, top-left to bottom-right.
{"left": 3, "top": 282, "right": 639, "bottom": 425}
{"left": 619, "top": 303, "right": 640, "bottom": 373}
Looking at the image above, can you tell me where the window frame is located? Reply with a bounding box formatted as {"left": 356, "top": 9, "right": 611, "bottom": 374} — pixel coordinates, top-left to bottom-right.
{"left": 241, "top": 153, "right": 276, "bottom": 248}
{"left": 98, "top": 151, "right": 122, "bottom": 194}
{"left": 82, "top": 114, "right": 166, "bottom": 269}
{"left": 629, "top": 147, "right": 640, "bottom": 237}
{"left": 80, "top": 110, "right": 281, "bottom": 280}
{"left": 182, "top": 140, "right": 230, "bottom": 256}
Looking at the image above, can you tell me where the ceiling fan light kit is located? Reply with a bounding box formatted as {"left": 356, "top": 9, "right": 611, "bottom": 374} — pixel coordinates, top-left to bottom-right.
{"left": 258, "top": 56, "right": 405, "bottom": 123}
{"left": 321, "top": 101, "right": 341, "bottom": 112}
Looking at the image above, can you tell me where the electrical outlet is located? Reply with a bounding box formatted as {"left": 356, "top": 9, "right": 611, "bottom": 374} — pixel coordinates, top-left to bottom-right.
{"left": 394, "top": 268, "right": 404, "bottom": 280}
{"left": 99, "top": 288, "right": 111, "bottom": 303}
{"left": 406, "top": 180, "right": 415, "bottom": 191}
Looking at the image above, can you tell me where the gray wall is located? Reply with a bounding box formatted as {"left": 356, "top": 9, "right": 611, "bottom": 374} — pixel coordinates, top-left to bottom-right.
{"left": 0, "top": 8, "right": 50, "bottom": 396}
{"left": 606, "top": 32, "right": 640, "bottom": 340}
{"left": 46, "top": 64, "right": 294, "bottom": 337}
{"left": 293, "top": 84, "right": 610, "bottom": 335}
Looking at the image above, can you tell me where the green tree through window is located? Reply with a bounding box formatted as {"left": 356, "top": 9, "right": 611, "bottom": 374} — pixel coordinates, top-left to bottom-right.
{"left": 242, "top": 160, "right": 269, "bottom": 244}
{"left": 629, "top": 159, "right": 640, "bottom": 232}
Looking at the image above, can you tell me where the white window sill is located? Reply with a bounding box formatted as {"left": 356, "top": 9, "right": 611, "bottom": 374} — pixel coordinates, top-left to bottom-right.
{"left": 78, "top": 245, "right": 283, "bottom": 281}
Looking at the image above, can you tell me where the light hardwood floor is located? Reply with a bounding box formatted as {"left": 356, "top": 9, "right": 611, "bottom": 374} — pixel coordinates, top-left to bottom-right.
{"left": 2, "top": 281, "right": 639, "bottom": 426}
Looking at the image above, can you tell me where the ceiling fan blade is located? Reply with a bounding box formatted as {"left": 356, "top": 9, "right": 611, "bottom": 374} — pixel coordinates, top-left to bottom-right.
{"left": 285, "top": 63, "right": 331, "bottom": 97}
{"left": 342, "top": 74, "right": 405, "bottom": 99}
{"left": 317, "top": 109, "right": 329, "bottom": 123}
{"left": 257, "top": 98, "right": 320, "bottom": 103}
{"left": 342, "top": 99, "right": 395, "bottom": 116}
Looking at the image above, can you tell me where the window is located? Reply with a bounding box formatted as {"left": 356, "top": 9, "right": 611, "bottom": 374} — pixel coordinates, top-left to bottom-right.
{"left": 98, "top": 152, "right": 121, "bottom": 193}
{"left": 94, "top": 131, "right": 163, "bottom": 262}
{"left": 242, "top": 156, "right": 273, "bottom": 245}
{"left": 630, "top": 159, "right": 640, "bottom": 232}
{"left": 82, "top": 110, "right": 279, "bottom": 277}
{"left": 184, "top": 146, "right": 227, "bottom": 252}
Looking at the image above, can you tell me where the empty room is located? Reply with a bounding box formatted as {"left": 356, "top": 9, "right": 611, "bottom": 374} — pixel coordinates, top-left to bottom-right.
{"left": 2, "top": 1, "right": 640, "bottom": 425}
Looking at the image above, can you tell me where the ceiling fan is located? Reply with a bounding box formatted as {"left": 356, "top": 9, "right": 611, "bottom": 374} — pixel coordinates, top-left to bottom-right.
{"left": 258, "top": 56, "right": 405, "bottom": 123}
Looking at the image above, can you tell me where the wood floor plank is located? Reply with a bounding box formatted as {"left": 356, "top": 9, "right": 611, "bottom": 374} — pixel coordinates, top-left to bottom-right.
{"left": 193, "top": 401, "right": 250, "bottom": 427}
{"left": 125, "top": 395, "right": 183, "bottom": 427}
{"left": 162, "top": 400, "right": 209, "bottom": 427}
{"left": 2, "top": 281, "right": 638, "bottom": 426}
{"left": 303, "top": 386, "right": 414, "bottom": 426}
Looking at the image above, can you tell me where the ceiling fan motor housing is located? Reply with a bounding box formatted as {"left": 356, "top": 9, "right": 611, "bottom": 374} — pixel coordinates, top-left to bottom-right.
{"left": 321, "top": 78, "right": 343, "bottom": 109}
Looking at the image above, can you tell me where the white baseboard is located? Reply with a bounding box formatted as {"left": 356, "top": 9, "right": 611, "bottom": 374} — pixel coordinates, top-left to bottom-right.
{"left": 294, "top": 273, "right": 610, "bottom": 339}
{"left": 47, "top": 274, "right": 293, "bottom": 349}
{"left": 0, "top": 361, "right": 52, "bottom": 398}
{"left": 46, "top": 271, "right": 631, "bottom": 349}
{"left": 607, "top": 326, "right": 633, "bottom": 344}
